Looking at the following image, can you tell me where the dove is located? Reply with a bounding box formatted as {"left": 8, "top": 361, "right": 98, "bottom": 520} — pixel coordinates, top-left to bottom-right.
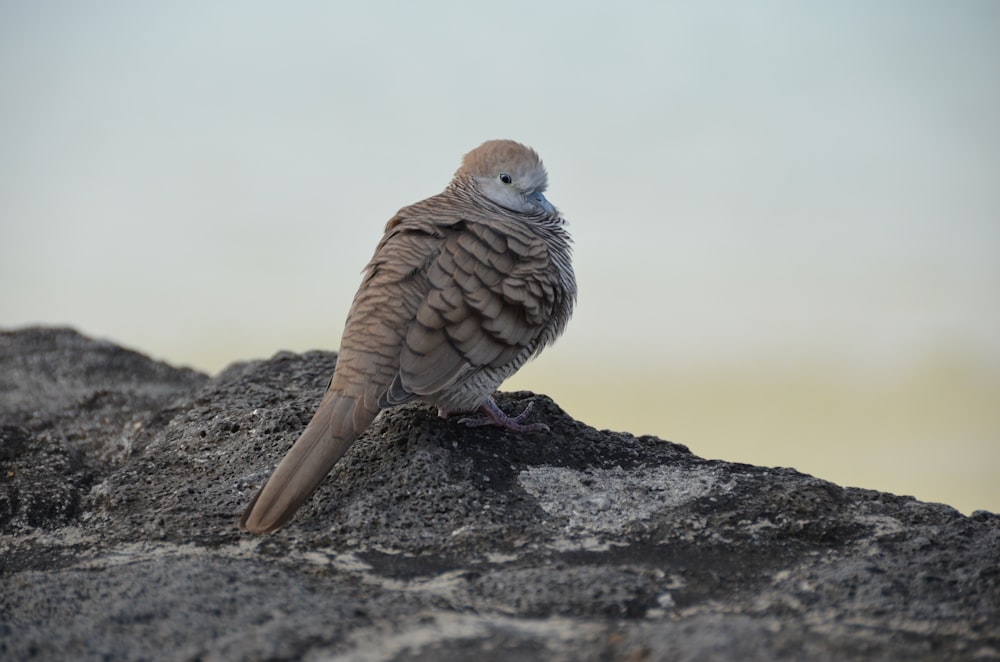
{"left": 239, "top": 139, "right": 576, "bottom": 534}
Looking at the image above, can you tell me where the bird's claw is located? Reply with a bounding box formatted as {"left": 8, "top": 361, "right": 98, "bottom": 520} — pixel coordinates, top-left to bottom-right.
{"left": 457, "top": 399, "right": 549, "bottom": 433}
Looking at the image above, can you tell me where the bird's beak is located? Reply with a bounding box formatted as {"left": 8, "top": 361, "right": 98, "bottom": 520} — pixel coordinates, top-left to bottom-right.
{"left": 531, "top": 191, "right": 556, "bottom": 216}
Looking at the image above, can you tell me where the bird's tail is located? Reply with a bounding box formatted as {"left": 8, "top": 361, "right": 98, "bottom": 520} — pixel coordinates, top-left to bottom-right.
{"left": 239, "top": 390, "right": 375, "bottom": 534}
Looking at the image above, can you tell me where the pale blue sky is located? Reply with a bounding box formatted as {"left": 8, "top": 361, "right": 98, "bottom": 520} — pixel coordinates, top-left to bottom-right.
{"left": 2, "top": 1, "right": 998, "bottom": 373}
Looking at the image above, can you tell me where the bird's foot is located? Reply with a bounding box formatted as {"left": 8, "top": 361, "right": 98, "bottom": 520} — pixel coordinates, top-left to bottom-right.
{"left": 455, "top": 398, "right": 549, "bottom": 433}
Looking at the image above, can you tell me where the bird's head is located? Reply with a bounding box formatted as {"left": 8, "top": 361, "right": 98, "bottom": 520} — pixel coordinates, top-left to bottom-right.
{"left": 456, "top": 139, "right": 556, "bottom": 216}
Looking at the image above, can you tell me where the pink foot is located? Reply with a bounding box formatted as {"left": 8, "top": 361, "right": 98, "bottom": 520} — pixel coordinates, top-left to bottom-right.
{"left": 455, "top": 398, "right": 549, "bottom": 433}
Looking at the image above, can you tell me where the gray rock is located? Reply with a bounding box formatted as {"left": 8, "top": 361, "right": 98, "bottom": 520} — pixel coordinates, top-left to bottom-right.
{"left": 1, "top": 326, "right": 997, "bottom": 661}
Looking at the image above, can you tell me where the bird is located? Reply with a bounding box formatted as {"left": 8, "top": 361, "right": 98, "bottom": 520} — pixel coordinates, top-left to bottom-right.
{"left": 239, "top": 139, "right": 576, "bottom": 534}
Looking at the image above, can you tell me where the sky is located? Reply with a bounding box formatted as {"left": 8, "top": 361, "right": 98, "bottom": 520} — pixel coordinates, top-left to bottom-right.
{"left": 2, "top": 2, "right": 998, "bottom": 511}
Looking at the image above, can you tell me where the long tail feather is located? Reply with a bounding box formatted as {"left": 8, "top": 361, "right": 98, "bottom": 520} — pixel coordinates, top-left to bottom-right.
{"left": 239, "top": 392, "right": 372, "bottom": 534}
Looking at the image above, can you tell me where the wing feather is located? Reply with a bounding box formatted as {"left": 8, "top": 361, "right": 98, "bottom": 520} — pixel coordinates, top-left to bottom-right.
{"left": 392, "top": 219, "right": 558, "bottom": 400}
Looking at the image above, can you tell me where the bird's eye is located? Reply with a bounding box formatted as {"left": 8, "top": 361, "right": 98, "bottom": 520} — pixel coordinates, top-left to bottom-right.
{"left": 499, "top": 173, "right": 513, "bottom": 185}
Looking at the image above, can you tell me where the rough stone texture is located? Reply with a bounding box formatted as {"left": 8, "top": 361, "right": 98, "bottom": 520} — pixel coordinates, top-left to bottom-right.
{"left": 1, "top": 326, "right": 998, "bottom": 661}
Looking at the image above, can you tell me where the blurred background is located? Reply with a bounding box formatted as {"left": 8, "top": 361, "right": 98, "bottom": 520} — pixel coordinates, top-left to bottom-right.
{"left": 2, "top": 2, "right": 997, "bottom": 514}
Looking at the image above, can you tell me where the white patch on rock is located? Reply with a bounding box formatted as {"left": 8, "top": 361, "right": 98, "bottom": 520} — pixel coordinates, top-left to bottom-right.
{"left": 517, "top": 465, "right": 721, "bottom": 546}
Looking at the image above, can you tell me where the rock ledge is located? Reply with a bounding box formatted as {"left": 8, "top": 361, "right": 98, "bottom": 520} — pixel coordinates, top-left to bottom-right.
{"left": 1, "top": 327, "right": 997, "bottom": 661}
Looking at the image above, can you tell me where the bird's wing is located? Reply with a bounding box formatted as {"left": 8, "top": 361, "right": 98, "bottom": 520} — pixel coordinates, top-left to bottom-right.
{"left": 379, "top": 217, "right": 558, "bottom": 405}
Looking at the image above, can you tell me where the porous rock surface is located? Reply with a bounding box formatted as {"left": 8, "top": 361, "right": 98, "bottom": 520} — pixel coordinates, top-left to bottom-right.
{"left": 1, "top": 326, "right": 997, "bottom": 661}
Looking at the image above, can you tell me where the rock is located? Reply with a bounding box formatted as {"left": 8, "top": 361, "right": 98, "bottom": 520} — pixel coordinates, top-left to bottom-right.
{"left": 1, "top": 326, "right": 997, "bottom": 661}
{"left": 0, "top": 327, "right": 207, "bottom": 533}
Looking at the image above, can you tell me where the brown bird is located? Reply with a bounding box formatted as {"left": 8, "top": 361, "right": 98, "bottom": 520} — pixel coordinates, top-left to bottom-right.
{"left": 239, "top": 139, "right": 576, "bottom": 534}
